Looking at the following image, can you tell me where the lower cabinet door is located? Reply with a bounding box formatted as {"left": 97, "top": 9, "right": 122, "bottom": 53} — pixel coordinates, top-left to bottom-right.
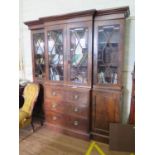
{"left": 92, "top": 90, "right": 121, "bottom": 134}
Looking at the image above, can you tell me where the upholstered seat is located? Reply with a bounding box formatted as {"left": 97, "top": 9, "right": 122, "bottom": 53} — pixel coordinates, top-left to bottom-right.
{"left": 19, "top": 83, "right": 39, "bottom": 131}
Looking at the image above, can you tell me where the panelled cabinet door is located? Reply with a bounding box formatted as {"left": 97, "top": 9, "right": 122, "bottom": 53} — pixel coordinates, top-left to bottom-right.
{"left": 67, "top": 22, "right": 92, "bottom": 86}
{"left": 32, "top": 30, "right": 45, "bottom": 79}
{"left": 92, "top": 91, "right": 121, "bottom": 133}
{"left": 46, "top": 25, "right": 66, "bottom": 83}
{"left": 94, "top": 20, "right": 124, "bottom": 88}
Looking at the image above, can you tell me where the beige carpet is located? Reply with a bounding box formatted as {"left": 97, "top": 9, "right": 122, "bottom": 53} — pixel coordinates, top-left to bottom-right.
{"left": 19, "top": 126, "right": 130, "bottom": 155}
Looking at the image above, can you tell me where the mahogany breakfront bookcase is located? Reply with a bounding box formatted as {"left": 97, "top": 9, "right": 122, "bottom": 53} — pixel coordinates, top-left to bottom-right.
{"left": 25, "top": 7, "right": 129, "bottom": 143}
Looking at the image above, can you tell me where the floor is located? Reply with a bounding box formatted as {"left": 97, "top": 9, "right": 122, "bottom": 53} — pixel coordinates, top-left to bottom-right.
{"left": 19, "top": 126, "right": 130, "bottom": 155}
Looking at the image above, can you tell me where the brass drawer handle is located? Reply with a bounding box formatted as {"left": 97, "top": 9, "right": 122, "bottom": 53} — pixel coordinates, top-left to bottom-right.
{"left": 73, "top": 120, "right": 79, "bottom": 126}
{"left": 52, "top": 91, "right": 56, "bottom": 96}
{"left": 52, "top": 116, "right": 57, "bottom": 121}
{"left": 51, "top": 102, "right": 57, "bottom": 109}
{"left": 74, "top": 94, "right": 79, "bottom": 100}
{"left": 74, "top": 107, "right": 79, "bottom": 112}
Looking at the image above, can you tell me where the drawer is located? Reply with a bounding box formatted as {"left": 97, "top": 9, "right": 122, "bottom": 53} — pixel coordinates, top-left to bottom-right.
{"left": 68, "top": 104, "right": 89, "bottom": 118}
{"left": 45, "top": 86, "right": 63, "bottom": 100}
{"left": 68, "top": 116, "right": 89, "bottom": 132}
{"left": 44, "top": 99, "right": 66, "bottom": 115}
{"left": 65, "top": 90, "right": 90, "bottom": 104}
{"left": 45, "top": 86, "right": 90, "bottom": 105}
{"left": 44, "top": 99, "right": 89, "bottom": 118}
{"left": 44, "top": 111, "right": 68, "bottom": 127}
{"left": 44, "top": 110, "right": 89, "bottom": 132}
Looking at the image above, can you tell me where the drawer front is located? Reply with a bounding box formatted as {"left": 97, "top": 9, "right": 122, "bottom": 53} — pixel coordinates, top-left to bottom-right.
{"left": 44, "top": 99, "right": 66, "bottom": 112}
{"left": 68, "top": 116, "right": 89, "bottom": 132}
{"left": 44, "top": 111, "right": 89, "bottom": 132}
{"left": 68, "top": 104, "right": 89, "bottom": 118}
{"left": 44, "top": 111, "right": 68, "bottom": 127}
{"left": 45, "top": 86, "right": 90, "bottom": 105}
{"left": 45, "top": 86, "right": 63, "bottom": 100}
{"left": 44, "top": 99, "right": 89, "bottom": 118}
{"left": 65, "top": 90, "right": 90, "bottom": 104}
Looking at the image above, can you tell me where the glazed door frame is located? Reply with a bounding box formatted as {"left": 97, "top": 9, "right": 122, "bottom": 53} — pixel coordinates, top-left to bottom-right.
{"left": 45, "top": 24, "right": 67, "bottom": 84}
{"left": 93, "top": 19, "right": 125, "bottom": 89}
{"left": 66, "top": 21, "right": 93, "bottom": 87}
{"left": 31, "top": 29, "right": 46, "bottom": 81}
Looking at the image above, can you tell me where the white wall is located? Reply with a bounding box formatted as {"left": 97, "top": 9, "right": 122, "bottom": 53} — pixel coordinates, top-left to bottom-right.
{"left": 20, "top": 0, "right": 135, "bottom": 123}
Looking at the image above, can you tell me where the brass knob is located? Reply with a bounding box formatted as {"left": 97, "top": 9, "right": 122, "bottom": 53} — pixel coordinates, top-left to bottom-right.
{"left": 51, "top": 102, "right": 57, "bottom": 108}
{"left": 74, "top": 120, "right": 79, "bottom": 126}
{"left": 52, "top": 91, "right": 56, "bottom": 96}
{"left": 52, "top": 116, "right": 57, "bottom": 121}
{"left": 74, "top": 94, "right": 79, "bottom": 100}
{"left": 74, "top": 107, "right": 79, "bottom": 112}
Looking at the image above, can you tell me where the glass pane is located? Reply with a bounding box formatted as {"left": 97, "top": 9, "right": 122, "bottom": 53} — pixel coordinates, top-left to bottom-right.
{"left": 48, "top": 30, "right": 64, "bottom": 81}
{"left": 97, "top": 24, "right": 120, "bottom": 84}
{"left": 33, "top": 32, "right": 45, "bottom": 78}
{"left": 70, "top": 27, "right": 88, "bottom": 84}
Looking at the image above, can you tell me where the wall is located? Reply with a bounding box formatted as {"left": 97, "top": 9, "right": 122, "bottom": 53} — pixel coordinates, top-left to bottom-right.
{"left": 19, "top": 0, "right": 135, "bottom": 123}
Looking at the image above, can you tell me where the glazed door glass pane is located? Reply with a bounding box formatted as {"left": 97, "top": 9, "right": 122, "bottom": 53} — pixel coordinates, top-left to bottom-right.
{"left": 97, "top": 24, "right": 120, "bottom": 84}
{"left": 48, "top": 30, "right": 64, "bottom": 81}
{"left": 33, "top": 33, "right": 45, "bottom": 78}
{"left": 70, "top": 27, "right": 88, "bottom": 84}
